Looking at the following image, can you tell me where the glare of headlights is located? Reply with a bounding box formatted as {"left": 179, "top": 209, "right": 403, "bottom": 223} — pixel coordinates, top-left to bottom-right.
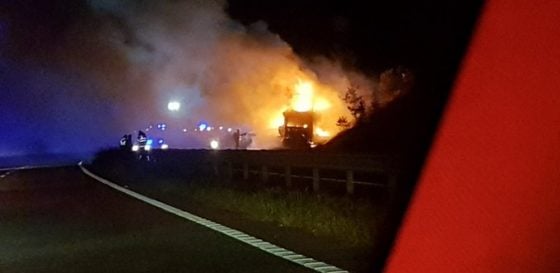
{"left": 145, "top": 144, "right": 151, "bottom": 151}
{"left": 210, "top": 140, "right": 219, "bottom": 150}
{"left": 132, "top": 145, "right": 139, "bottom": 152}
{"left": 161, "top": 144, "right": 169, "bottom": 150}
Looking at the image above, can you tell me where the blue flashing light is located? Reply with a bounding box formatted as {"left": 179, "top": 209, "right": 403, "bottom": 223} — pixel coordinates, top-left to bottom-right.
{"left": 158, "top": 139, "right": 164, "bottom": 144}
{"left": 198, "top": 123, "right": 208, "bottom": 131}
{"left": 146, "top": 139, "right": 154, "bottom": 145}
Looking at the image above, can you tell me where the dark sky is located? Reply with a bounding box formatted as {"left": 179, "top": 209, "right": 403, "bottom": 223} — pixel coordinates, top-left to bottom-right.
{"left": 227, "top": 0, "right": 484, "bottom": 73}
{"left": 2, "top": 0, "right": 483, "bottom": 72}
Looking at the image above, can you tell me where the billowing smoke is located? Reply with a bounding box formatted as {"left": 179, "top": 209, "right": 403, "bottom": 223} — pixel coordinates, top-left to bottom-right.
{"left": 0, "top": 0, "right": 375, "bottom": 156}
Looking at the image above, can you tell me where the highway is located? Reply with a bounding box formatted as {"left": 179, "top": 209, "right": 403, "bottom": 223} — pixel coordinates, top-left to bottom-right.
{"left": 0, "top": 166, "right": 320, "bottom": 273}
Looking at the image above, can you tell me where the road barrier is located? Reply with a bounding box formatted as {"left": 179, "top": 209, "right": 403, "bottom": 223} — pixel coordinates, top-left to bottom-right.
{"left": 207, "top": 150, "right": 399, "bottom": 196}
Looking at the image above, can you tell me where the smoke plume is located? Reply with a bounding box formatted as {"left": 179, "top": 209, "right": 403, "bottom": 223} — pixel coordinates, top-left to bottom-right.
{"left": 0, "top": 0, "right": 375, "bottom": 155}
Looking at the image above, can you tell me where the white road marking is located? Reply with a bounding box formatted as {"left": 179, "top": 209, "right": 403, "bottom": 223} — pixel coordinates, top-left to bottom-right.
{"left": 0, "top": 164, "right": 70, "bottom": 172}
{"left": 0, "top": 171, "right": 12, "bottom": 179}
{"left": 1, "top": 164, "right": 73, "bottom": 179}
{"left": 79, "top": 162, "right": 349, "bottom": 273}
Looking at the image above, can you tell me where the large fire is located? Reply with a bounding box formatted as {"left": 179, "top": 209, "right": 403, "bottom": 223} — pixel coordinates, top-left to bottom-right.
{"left": 292, "top": 81, "right": 314, "bottom": 112}
{"left": 266, "top": 78, "right": 350, "bottom": 144}
{"left": 150, "top": 28, "right": 364, "bottom": 149}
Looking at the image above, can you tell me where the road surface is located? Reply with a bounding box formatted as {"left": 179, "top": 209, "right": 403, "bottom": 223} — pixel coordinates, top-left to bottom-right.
{"left": 0, "top": 166, "right": 318, "bottom": 273}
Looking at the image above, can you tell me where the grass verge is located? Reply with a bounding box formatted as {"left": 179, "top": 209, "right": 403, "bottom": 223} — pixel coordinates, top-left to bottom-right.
{"left": 169, "top": 182, "right": 380, "bottom": 248}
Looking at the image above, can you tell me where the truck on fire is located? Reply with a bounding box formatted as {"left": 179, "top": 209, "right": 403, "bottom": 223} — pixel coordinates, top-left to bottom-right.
{"left": 278, "top": 110, "right": 315, "bottom": 149}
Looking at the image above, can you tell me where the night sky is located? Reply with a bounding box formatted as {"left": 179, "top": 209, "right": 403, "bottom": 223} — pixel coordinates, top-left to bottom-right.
{"left": 2, "top": 0, "right": 484, "bottom": 70}
{"left": 228, "top": 1, "right": 483, "bottom": 72}
{"left": 0, "top": 0, "right": 483, "bottom": 157}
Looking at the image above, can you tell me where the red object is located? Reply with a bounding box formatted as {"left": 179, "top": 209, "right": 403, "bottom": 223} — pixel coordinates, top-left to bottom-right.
{"left": 385, "top": 1, "right": 560, "bottom": 273}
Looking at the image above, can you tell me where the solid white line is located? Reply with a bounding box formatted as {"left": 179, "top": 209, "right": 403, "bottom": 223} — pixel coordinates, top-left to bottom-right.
{"left": 0, "top": 164, "right": 71, "bottom": 172}
{"left": 78, "top": 162, "right": 349, "bottom": 273}
{"left": 0, "top": 166, "right": 26, "bottom": 172}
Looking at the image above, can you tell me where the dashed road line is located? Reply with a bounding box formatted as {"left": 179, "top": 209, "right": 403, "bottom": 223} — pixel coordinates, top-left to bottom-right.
{"left": 79, "top": 162, "right": 349, "bottom": 273}
{"left": 0, "top": 171, "right": 12, "bottom": 179}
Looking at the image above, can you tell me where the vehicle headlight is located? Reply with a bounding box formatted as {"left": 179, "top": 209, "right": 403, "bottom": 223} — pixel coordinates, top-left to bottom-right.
{"left": 132, "top": 144, "right": 139, "bottom": 152}
{"left": 210, "top": 140, "right": 219, "bottom": 150}
{"left": 145, "top": 144, "right": 151, "bottom": 151}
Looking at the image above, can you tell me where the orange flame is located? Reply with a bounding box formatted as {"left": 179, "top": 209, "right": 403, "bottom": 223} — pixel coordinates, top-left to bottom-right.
{"left": 292, "top": 81, "right": 314, "bottom": 112}
{"left": 267, "top": 80, "right": 339, "bottom": 139}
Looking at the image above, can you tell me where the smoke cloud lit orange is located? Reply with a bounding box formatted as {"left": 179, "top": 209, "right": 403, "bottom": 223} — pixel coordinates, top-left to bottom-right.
{"left": 18, "top": 0, "right": 375, "bottom": 149}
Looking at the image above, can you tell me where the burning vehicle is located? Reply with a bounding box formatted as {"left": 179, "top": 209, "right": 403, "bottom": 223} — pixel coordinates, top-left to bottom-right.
{"left": 278, "top": 110, "right": 331, "bottom": 149}
{"left": 278, "top": 110, "right": 314, "bottom": 148}
{"left": 272, "top": 81, "right": 336, "bottom": 149}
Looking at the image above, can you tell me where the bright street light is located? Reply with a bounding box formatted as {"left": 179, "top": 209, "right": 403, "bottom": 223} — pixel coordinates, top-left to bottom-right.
{"left": 168, "top": 101, "right": 181, "bottom": 111}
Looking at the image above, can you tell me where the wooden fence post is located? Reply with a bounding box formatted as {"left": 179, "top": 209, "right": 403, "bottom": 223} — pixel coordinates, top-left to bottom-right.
{"left": 312, "top": 167, "right": 320, "bottom": 192}
{"left": 346, "top": 169, "right": 354, "bottom": 195}
{"left": 285, "top": 166, "right": 292, "bottom": 188}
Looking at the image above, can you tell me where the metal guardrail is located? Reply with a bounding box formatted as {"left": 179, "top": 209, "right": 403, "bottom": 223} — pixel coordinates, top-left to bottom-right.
{"left": 207, "top": 150, "right": 399, "bottom": 195}
{"left": 236, "top": 169, "right": 386, "bottom": 187}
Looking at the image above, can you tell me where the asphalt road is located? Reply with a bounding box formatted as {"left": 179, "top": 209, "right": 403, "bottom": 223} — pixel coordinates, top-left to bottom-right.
{"left": 0, "top": 166, "right": 317, "bottom": 273}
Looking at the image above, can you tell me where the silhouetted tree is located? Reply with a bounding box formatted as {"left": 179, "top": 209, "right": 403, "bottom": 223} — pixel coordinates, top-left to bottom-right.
{"left": 336, "top": 116, "right": 351, "bottom": 130}
{"left": 343, "top": 85, "right": 366, "bottom": 122}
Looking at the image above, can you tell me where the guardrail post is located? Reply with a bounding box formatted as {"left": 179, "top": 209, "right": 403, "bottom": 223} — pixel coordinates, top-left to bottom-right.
{"left": 346, "top": 170, "right": 354, "bottom": 195}
{"left": 242, "top": 162, "right": 249, "bottom": 180}
{"left": 285, "top": 166, "right": 292, "bottom": 188}
{"left": 312, "top": 167, "right": 320, "bottom": 192}
{"left": 261, "top": 165, "right": 268, "bottom": 183}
